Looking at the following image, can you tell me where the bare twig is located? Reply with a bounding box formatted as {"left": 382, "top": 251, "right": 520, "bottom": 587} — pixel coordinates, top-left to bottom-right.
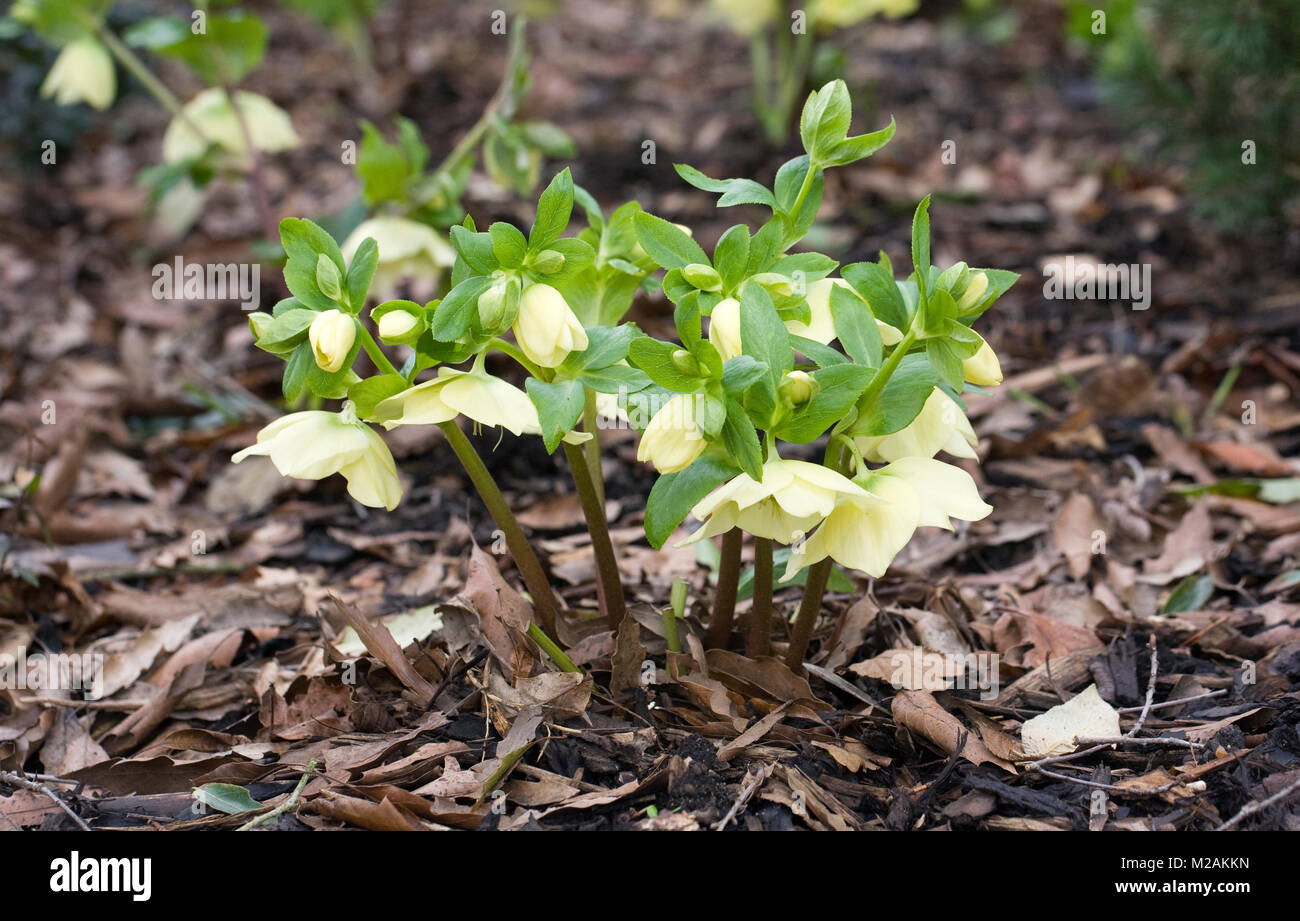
{"left": 0, "top": 770, "right": 91, "bottom": 830}
{"left": 714, "top": 763, "right": 773, "bottom": 831}
{"left": 236, "top": 759, "right": 317, "bottom": 831}
{"left": 1117, "top": 688, "right": 1226, "bottom": 714}
{"left": 1127, "top": 634, "right": 1159, "bottom": 737}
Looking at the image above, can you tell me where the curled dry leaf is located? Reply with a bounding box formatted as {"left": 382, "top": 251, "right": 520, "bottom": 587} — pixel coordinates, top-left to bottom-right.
{"left": 891, "top": 690, "right": 1016, "bottom": 773}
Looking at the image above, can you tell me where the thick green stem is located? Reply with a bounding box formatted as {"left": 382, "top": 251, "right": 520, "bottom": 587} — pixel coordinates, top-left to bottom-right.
{"left": 356, "top": 321, "right": 400, "bottom": 377}
{"left": 747, "top": 537, "right": 774, "bottom": 657}
{"left": 562, "top": 442, "right": 626, "bottom": 630}
{"left": 788, "top": 326, "right": 920, "bottom": 669}
{"left": 527, "top": 622, "right": 579, "bottom": 673}
{"left": 708, "top": 528, "right": 743, "bottom": 650}
{"left": 439, "top": 421, "right": 560, "bottom": 639}
{"left": 582, "top": 388, "right": 605, "bottom": 506}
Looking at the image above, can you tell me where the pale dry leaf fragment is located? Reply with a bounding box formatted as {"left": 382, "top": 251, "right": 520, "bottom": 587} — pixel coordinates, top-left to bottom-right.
{"left": 1140, "top": 500, "right": 1214, "bottom": 586}
{"left": 1020, "top": 684, "right": 1120, "bottom": 758}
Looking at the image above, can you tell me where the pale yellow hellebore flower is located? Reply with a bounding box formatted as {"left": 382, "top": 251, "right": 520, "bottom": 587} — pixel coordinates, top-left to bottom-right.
{"left": 793, "top": 279, "right": 904, "bottom": 347}
{"left": 784, "top": 455, "right": 990, "bottom": 580}
{"left": 708, "top": 297, "right": 743, "bottom": 362}
{"left": 962, "top": 333, "right": 1003, "bottom": 386}
{"left": 637, "top": 393, "right": 707, "bottom": 474}
{"left": 308, "top": 310, "right": 356, "bottom": 373}
{"left": 678, "top": 455, "right": 872, "bottom": 546}
{"left": 855, "top": 387, "right": 978, "bottom": 462}
{"left": 371, "top": 367, "right": 590, "bottom": 445}
{"left": 162, "top": 88, "right": 299, "bottom": 166}
{"left": 342, "top": 217, "right": 455, "bottom": 298}
{"left": 231, "top": 403, "right": 401, "bottom": 510}
{"left": 514, "top": 283, "right": 588, "bottom": 368}
{"left": 41, "top": 36, "right": 115, "bottom": 110}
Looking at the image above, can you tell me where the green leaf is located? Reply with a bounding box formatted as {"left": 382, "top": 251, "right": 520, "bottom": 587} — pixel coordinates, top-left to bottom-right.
{"left": 1161, "top": 574, "right": 1213, "bottom": 614}
{"left": 316, "top": 253, "right": 344, "bottom": 304}
{"left": 830, "top": 282, "right": 882, "bottom": 368}
{"left": 430, "top": 275, "right": 492, "bottom": 341}
{"left": 526, "top": 378, "right": 585, "bottom": 453}
{"left": 842, "top": 258, "right": 909, "bottom": 332}
{"left": 739, "top": 284, "right": 792, "bottom": 388}
{"left": 712, "top": 224, "right": 751, "bottom": 291}
{"left": 449, "top": 225, "right": 497, "bottom": 275}
{"left": 529, "top": 168, "right": 574, "bottom": 251}
{"left": 344, "top": 237, "right": 378, "bottom": 310}
{"left": 561, "top": 324, "right": 641, "bottom": 372}
{"left": 633, "top": 212, "right": 709, "bottom": 270}
{"left": 926, "top": 338, "right": 964, "bottom": 390}
{"left": 627, "top": 337, "right": 707, "bottom": 393}
{"left": 280, "top": 218, "right": 347, "bottom": 312}
{"left": 799, "top": 80, "right": 852, "bottom": 163}
{"left": 721, "top": 356, "right": 770, "bottom": 396}
{"left": 853, "top": 354, "right": 938, "bottom": 437}
{"left": 282, "top": 341, "right": 311, "bottom": 402}
{"left": 191, "top": 783, "right": 262, "bottom": 816}
{"left": 579, "top": 364, "right": 652, "bottom": 394}
{"left": 673, "top": 164, "right": 777, "bottom": 209}
{"left": 349, "top": 373, "right": 408, "bottom": 420}
{"left": 721, "top": 397, "right": 763, "bottom": 480}
{"left": 787, "top": 335, "right": 848, "bottom": 367}
{"left": 254, "top": 308, "right": 317, "bottom": 355}
{"left": 775, "top": 364, "right": 874, "bottom": 443}
{"left": 490, "top": 221, "right": 528, "bottom": 269}
{"left": 644, "top": 455, "right": 739, "bottom": 549}
{"left": 820, "top": 116, "right": 897, "bottom": 168}
{"left": 911, "top": 195, "right": 932, "bottom": 301}
{"left": 126, "top": 13, "right": 268, "bottom": 84}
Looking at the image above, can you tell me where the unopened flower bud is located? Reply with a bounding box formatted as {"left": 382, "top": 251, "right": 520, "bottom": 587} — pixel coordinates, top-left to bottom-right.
{"left": 514, "top": 283, "right": 588, "bottom": 368}
{"left": 671, "top": 348, "right": 702, "bottom": 376}
{"left": 749, "top": 272, "right": 795, "bottom": 298}
{"left": 957, "top": 271, "right": 989, "bottom": 313}
{"left": 708, "top": 297, "right": 743, "bottom": 361}
{"left": 682, "top": 263, "right": 722, "bottom": 292}
{"left": 308, "top": 309, "right": 355, "bottom": 373}
{"left": 531, "top": 249, "right": 566, "bottom": 275}
{"left": 637, "top": 394, "right": 707, "bottom": 474}
{"left": 779, "top": 370, "right": 819, "bottom": 407}
{"left": 377, "top": 310, "right": 419, "bottom": 342}
{"left": 478, "top": 275, "right": 521, "bottom": 333}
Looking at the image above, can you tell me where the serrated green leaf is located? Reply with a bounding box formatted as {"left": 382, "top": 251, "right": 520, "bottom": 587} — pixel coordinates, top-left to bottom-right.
{"left": 644, "top": 455, "right": 740, "bottom": 549}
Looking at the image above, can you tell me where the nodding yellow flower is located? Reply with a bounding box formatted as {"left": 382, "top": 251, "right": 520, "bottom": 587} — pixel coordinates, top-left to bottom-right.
{"left": 231, "top": 403, "right": 401, "bottom": 510}
{"left": 41, "top": 36, "right": 115, "bottom": 110}
{"left": 678, "top": 455, "right": 873, "bottom": 547}
{"left": 708, "top": 297, "right": 743, "bottom": 361}
{"left": 786, "top": 278, "right": 840, "bottom": 345}
{"left": 963, "top": 333, "right": 1003, "bottom": 386}
{"left": 372, "top": 367, "right": 590, "bottom": 444}
{"left": 342, "top": 217, "right": 454, "bottom": 298}
{"left": 514, "top": 283, "right": 588, "bottom": 368}
{"left": 855, "top": 387, "right": 978, "bottom": 462}
{"left": 784, "top": 455, "right": 990, "bottom": 580}
{"left": 797, "top": 278, "right": 905, "bottom": 347}
{"left": 162, "top": 88, "right": 299, "bottom": 166}
{"left": 308, "top": 310, "right": 356, "bottom": 373}
{"left": 637, "top": 394, "right": 707, "bottom": 474}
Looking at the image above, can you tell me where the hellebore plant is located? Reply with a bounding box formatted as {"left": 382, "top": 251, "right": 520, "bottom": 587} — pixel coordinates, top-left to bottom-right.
{"left": 235, "top": 79, "right": 1017, "bottom": 680}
